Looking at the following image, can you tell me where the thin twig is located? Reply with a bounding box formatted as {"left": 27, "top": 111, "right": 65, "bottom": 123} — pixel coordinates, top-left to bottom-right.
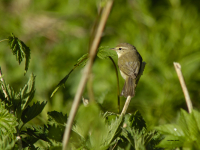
{"left": 0, "top": 67, "right": 8, "bottom": 99}
{"left": 0, "top": 39, "right": 9, "bottom": 43}
{"left": 121, "top": 96, "right": 132, "bottom": 115}
{"left": 62, "top": 1, "right": 113, "bottom": 150}
{"left": 173, "top": 62, "right": 193, "bottom": 113}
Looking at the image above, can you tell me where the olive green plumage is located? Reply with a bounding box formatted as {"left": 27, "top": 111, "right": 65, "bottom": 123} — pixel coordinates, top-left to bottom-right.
{"left": 111, "top": 43, "right": 142, "bottom": 97}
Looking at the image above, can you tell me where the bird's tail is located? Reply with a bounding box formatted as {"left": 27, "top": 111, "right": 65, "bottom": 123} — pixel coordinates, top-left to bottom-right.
{"left": 121, "top": 77, "right": 135, "bottom": 98}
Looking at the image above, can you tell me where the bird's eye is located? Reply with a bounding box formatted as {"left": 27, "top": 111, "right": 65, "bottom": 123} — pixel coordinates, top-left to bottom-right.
{"left": 119, "top": 48, "right": 122, "bottom": 50}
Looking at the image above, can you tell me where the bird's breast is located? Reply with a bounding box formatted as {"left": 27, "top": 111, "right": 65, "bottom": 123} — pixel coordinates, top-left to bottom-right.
{"left": 120, "top": 70, "right": 128, "bottom": 80}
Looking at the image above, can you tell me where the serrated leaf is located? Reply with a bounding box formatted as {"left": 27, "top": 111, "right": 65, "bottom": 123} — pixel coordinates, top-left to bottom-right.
{"left": 97, "top": 46, "right": 116, "bottom": 59}
{"left": 178, "top": 109, "right": 199, "bottom": 140}
{"left": 155, "top": 109, "right": 200, "bottom": 149}
{"left": 21, "top": 136, "right": 39, "bottom": 148}
{"left": 21, "top": 101, "right": 47, "bottom": 124}
{"left": 130, "top": 111, "right": 147, "bottom": 131}
{"left": 8, "top": 33, "right": 31, "bottom": 74}
{"left": 72, "top": 104, "right": 109, "bottom": 149}
{"left": 20, "top": 73, "right": 36, "bottom": 110}
{"left": 121, "top": 113, "right": 159, "bottom": 150}
{"left": 102, "top": 115, "right": 124, "bottom": 147}
{"left": 0, "top": 104, "right": 18, "bottom": 140}
{"left": 0, "top": 80, "right": 19, "bottom": 106}
{"left": 48, "top": 111, "right": 67, "bottom": 126}
{"left": 192, "top": 109, "right": 200, "bottom": 131}
{"left": 25, "top": 125, "right": 49, "bottom": 142}
{"left": 48, "top": 124, "right": 64, "bottom": 142}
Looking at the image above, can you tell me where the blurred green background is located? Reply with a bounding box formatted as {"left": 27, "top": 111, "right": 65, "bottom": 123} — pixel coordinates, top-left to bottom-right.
{"left": 0, "top": 0, "right": 200, "bottom": 127}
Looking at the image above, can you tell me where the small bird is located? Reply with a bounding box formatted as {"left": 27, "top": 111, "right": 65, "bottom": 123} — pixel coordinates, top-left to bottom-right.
{"left": 111, "top": 43, "right": 143, "bottom": 97}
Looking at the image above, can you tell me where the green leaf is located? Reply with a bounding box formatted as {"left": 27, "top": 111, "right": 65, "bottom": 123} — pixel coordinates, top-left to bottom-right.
{"left": 48, "top": 124, "right": 65, "bottom": 142}
{"left": 8, "top": 33, "right": 31, "bottom": 74}
{"left": 0, "top": 103, "right": 18, "bottom": 140}
{"left": 192, "top": 109, "right": 200, "bottom": 131}
{"left": 20, "top": 73, "right": 36, "bottom": 110}
{"left": 178, "top": 109, "right": 199, "bottom": 140}
{"left": 130, "top": 111, "right": 147, "bottom": 131}
{"left": 50, "top": 74, "right": 70, "bottom": 98}
{"left": 21, "top": 136, "right": 39, "bottom": 148}
{"left": 0, "top": 136, "right": 16, "bottom": 150}
{"left": 120, "top": 113, "right": 160, "bottom": 150}
{"left": 97, "top": 46, "right": 116, "bottom": 59}
{"left": 0, "top": 80, "right": 19, "bottom": 106}
{"left": 21, "top": 101, "right": 47, "bottom": 124}
{"left": 48, "top": 111, "right": 67, "bottom": 126}
{"left": 155, "top": 124, "right": 185, "bottom": 137}
{"left": 75, "top": 53, "right": 88, "bottom": 67}
{"left": 156, "top": 135, "right": 184, "bottom": 148}
{"left": 156, "top": 109, "right": 200, "bottom": 149}
{"left": 71, "top": 104, "right": 109, "bottom": 149}
{"left": 102, "top": 115, "right": 124, "bottom": 147}
{"left": 25, "top": 125, "right": 49, "bottom": 142}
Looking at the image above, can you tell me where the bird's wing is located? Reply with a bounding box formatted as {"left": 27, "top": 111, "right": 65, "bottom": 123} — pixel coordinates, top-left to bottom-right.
{"left": 118, "top": 53, "right": 141, "bottom": 79}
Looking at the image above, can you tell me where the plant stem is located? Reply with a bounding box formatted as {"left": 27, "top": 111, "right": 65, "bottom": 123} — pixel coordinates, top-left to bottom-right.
{"left": 173, "top": 62, "right": 193, "bottom": 113}
{"left": 0, "top": 39, "right": 9, "bottom": 43}
{"left": 121, "top": 95, "right": 132, "bottom": 115}
{"left": 109, "top": 56, "right": 120, "bottom": 113}
{"left": 0, "top": 67, "right": 8, "bottom": 99}
{"left": 62, "top": 1, "right": 113, "bottom": 149}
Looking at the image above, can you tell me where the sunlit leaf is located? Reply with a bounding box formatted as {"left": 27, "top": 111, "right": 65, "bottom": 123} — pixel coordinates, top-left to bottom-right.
{"left": 97, "top": 46, "right": 116, "bottom": 59}
{"left": 0, "top": 104, "right": 18, "bottom": 140}
{"left": 8, "top": 33, "right": 31, "bottom": 74}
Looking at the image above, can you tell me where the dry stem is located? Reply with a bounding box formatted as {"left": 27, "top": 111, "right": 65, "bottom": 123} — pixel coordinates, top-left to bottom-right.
{"left": 121, "top": 95, "right": 132, "bottom": 115}
{"left": 62, "top": 1, "right": 113, "bottom": 149}
{"left": 173, "top": 62, "right": 193, "bottom": 113}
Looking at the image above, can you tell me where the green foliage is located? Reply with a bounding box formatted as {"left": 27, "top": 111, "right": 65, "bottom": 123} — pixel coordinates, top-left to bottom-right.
{"left": 0, "top": 51, "right": 46, "bottom": 149}
{"left": 0, "top": 73, "right": 40, "bottom": 121}
{"left": 20, "top": 73, "right": 36, "bottom": 110}
{"left": 115, "top": 111, "right": 161, "bottom": 150}
{"left": 68, "top": 105, "right": 160, "bottom": 150}
{"left": 51, "top": 46, "right": 116, "bottom": 98}
{"left": 21, "top": 101, "right": 47, "bottom": 124}
{"left": 1, "top": 0, "right": 200, "bottom": 149}
{"left": 51, "top": 53, "right": 88, "bottom": 98}
{"left": 97, "top": 46, "right": 116, "bottom": 59}
{"left": 0, "top": 136, "right": 17, "bottom": 150}
{"left": 156, "top": 109, "right": 200, "bottom": 149}
{"left": 102, "top": 115, "right": 124, "bottom": 148}
{"left": 76, "top": 53, "right": 89, "bottom": 67}
{"left": 48, "top": 111, "right": 68, "bottom": 126}
{"left": 0, "top": 103, "right": 18, "bottom": 140}
{"left": 8, "top": 33, "right": 31, "bottom": 74}
{"left": 22, "top": 111, "right": 67, "bottom": 149}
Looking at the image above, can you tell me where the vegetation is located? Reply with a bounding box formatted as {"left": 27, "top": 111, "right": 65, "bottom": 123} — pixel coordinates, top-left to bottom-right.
{"left": 0, "top": 0, "right": 200, "bottom": 149}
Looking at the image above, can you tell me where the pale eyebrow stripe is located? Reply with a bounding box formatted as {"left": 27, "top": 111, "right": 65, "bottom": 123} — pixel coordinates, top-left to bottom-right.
{"left": 116, "top": 46, "right": 128, "bottom": 50}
